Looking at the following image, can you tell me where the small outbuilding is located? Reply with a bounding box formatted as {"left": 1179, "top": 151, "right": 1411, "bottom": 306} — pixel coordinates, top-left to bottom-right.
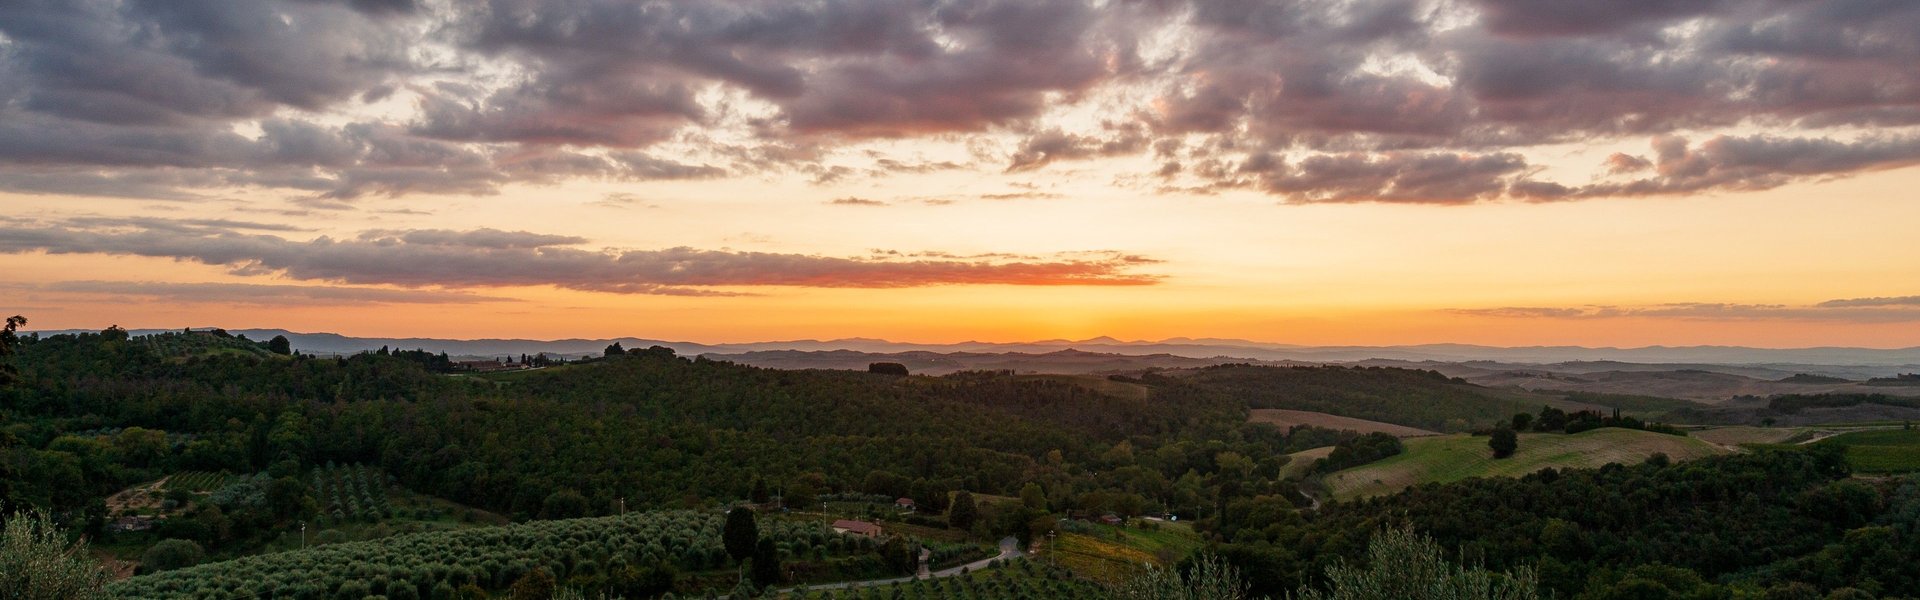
{"left": 832, "top": 519, "right": 884, "bottom": 538}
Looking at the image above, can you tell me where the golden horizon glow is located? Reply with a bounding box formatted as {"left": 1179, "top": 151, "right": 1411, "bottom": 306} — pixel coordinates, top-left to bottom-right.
{"left": 5, "top": 1, "right": 1920, "bottom": 349}
{"left": 9, "top": 169, "right": 1920, "bottom": 349}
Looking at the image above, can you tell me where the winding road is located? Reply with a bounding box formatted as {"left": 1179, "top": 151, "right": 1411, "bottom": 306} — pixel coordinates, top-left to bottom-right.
{"left": 769, "top": 536, "right": 1024, "bottom": 595}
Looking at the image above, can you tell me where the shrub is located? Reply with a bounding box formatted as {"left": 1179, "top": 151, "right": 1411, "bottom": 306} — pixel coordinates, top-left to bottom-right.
{"left": 141, "top": 539, "right": 207, "bottom": 573}
{"left": 0, "top": 510, "right": 110, "bottom": 599}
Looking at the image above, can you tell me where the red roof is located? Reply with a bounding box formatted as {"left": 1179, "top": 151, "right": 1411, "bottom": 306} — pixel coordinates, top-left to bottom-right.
{"left": 832, "top": 519, "right": 883, "bottom": 535}
{"left": 896, "top": 497, "right": 915, "bottom": 505}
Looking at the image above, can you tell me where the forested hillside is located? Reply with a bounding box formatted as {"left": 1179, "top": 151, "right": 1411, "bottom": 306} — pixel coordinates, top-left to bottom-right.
{"left": 1171, "top": 365, "right": 1535, "bottom": 432}
{"left": 6, "top": 328, "right": 1917, "bottom": 599}
{"left": 1217, "top": 449, "right": 1920, "bottom": 598}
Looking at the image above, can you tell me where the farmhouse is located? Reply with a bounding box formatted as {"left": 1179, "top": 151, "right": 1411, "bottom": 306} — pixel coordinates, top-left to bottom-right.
{"left": 831, "top": 519, "right": 883, "bottom": 538}
{"left": 895, "top": 497, "right": 915, "bottom": 512}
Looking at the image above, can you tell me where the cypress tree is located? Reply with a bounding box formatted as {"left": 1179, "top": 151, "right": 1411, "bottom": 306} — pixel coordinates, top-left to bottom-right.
{"left": 949, "top": 491, "right": 978, "bottom": 531}
{"left": 749, "top": 537, "right": 782, "bottom": 587}
{"left": 723, "top": 507, "right": 758, "bottom": 562}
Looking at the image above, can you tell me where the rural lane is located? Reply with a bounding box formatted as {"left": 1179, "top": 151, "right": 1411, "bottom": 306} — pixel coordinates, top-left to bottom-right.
{"left": 728, "top": 536, "right": 1024, "bottom": 598}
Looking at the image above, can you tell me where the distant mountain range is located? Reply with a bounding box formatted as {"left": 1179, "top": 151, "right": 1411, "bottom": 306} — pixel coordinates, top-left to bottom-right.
{"left": 29, "top": 327, "right": 1920, "bottom": 377}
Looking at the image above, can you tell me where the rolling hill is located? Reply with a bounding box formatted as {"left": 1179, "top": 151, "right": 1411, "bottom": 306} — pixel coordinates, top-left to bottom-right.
{"left": 1178, "top": 365, "right": 1536, "bottom": 432}
{"left": 1247, "top": 409, "right": 1438, "bottom": 437}
{"left": 1323, "top": 428, "right": 1728, "bottom": 500}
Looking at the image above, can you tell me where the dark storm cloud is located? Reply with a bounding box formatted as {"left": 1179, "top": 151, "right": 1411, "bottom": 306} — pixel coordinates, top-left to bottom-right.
{"left": 2, "top": 0, "right": 1920, "bottom": 204}
{"left": 0, "top": 219, "right": 1162, "bottom": 294}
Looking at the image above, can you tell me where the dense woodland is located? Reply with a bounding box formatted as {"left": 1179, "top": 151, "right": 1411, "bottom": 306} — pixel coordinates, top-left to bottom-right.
{"left": 1215, "top": 449, "right": 1920, "bottom": 598}
{"left": 1173, "top": 365, "right": 1531, "bottom": 432}
{"left": 3, "top": 328, "right": 1918, "bottom": 598}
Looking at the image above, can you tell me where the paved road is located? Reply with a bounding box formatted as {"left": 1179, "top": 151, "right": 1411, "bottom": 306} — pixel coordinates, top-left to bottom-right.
{"left": 770, "top": 536, "right": 1023, "bottom": 595}
{"left": 1297, "top": 488, "right": 1322, "bottom": 511}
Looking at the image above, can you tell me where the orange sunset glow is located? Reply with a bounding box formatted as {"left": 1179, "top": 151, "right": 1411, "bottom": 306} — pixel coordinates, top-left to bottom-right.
{"left": 4, "top": 0, "right": 1920, "bottom": 348}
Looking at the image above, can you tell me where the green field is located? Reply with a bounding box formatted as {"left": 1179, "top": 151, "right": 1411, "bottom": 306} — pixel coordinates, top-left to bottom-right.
{"left": 1049, "top": 521, "right": 1202, "bottom": 586}
{"left": 1277, "top": 446, "right": 1336, "bottom": 481}
{"left": 1324, "top": 428, "right": 1728, "bottom": 500}
{"left": 1690, "top": 426, "right": 1803, "bottom": 446}
{"left": 1812, "top": 428, "right": 1920, "bottom": 473}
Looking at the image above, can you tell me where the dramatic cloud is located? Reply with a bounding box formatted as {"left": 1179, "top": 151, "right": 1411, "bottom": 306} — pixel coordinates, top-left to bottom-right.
{"left": 1006, "top": 127, "right": 1149, "bottom": 172}
{"left": 3, "top": 0, "right": 1919, "bottom": 204}
{"left": 1512, "top": 133, "right": 1920, "bottom": 200}
{"left": 1264, "top": 152, "right": 1528, "bottom": 204}
{"left": 40, "top": 281, "right": 511, "bottom": 306}
{"left": 0, "top": 219, "right": 1161, "bottom": 295}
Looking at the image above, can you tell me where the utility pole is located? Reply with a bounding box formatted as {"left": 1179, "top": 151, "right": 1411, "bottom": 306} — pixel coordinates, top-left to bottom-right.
{"left": 300, "top": 520, "right": 307, "bottom": 550}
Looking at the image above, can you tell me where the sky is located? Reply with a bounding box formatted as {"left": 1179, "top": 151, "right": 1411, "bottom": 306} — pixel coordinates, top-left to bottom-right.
{"left": 4, "top": 0, "right": 1920, "bottom": 347}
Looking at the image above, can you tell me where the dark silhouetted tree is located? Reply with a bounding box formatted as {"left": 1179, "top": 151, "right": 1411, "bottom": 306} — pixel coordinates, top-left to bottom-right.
{"left": 724, "top": 507, "right": 758, "bottom": 562}
{"left": 267, "top": 334, "right": 292, "bottom": 355}
{"left": 879, "top": 536, "right": 919, "bottom": 575}
{"left": 604, "top": 342, "right": 625, "bottom": 356}
{"left": 750, "top": 537, "right": 782, "bottom": 586}
{"left": 750, "top": 476, "right": 770, "bottom": 505}
{"left": 868, "top": 362, "right": 909, "bottom": 376}
{"left": 949, "top": 491, "right": 978, "bottom": 531}
{"left": 541, "top": 489, "right": 589, "bottom": 520}
{"left": 1534, "top": 406, "right": 1567, "bottom": 431}
{"left": 1511, "top": 412, "right": 1533, "bottom": 432}
{"left": 0, "top": 315, "right": 23, "bottom": 387}
{"left": 1490, "top": 427, "right": 1518, "bottom": 459}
